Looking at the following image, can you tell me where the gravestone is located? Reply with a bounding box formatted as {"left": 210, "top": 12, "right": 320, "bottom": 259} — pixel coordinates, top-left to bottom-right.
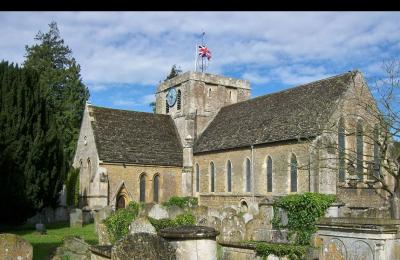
{"left": 166, "top": 205, "right": 184, "bottom": 219}
{"left": 221, "top": 215, "right": 245, "bottom": 242}
{"left": 148, "top": 204, "right": 169, "bottom": 220}
{"left": 52, "top": 236, "right": 90, "bottom": 260}
{"left": 0, "top": 233, "right": 33, "bottom": 260}
{"left": 129, "top": 216, "right": 157, "bottom": 235}
{"left": 94, "top": 206, "right": 113, "bottom": 233}
{"left": 111, "top": 233, "right": 176, "bottom": 260}
{"left": 70, "top": 208, "right": 83, "bottom": 228}
{"left": 35, "top": 223, "right": 47, "bottom": 235}
{"left": 97, "top": 223, "right": 112, "bottom": 246}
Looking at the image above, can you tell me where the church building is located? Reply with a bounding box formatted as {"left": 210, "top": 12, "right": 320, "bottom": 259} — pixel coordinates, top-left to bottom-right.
{"left": 73, "top": 70, "right": 392, "bottom": 215}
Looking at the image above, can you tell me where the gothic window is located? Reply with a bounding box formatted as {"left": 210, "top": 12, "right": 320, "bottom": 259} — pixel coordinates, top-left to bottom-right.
{"left": 87, "top": 158, "right": 92, "bottom": 182}
{"left": 267, "top": 156, "right": 273, "bottom": 192}
{"left": 227, "top": 160, "right": 232, "bottom": 192}
{"left": 210, "top": 162, "right": 215, "bottom": 192}
{"left": 356, "top": 120, "right": 364, "bottom": 180}
{"left": 338, "top": 117, "right": 346, "bottom": 182}
{"left": 290, "top": 154, "right": 297, "bottom": 192}
{"left": 208, "top": 88, "right": 212, "bottom": 97}
{"left": 166, "top": 100, "right": 169, "bottom": 113}
{"left": 140, "top": 174, "right": 146, "bottom": 202}
{"left": 373, "top": 125, "right": 380, "bottom": 178}
{"left": 196, "top": 163, "right": 200, "bottom": 192}
{"left": 177, "top": 90, "right": 181, "bottom": 110}
{"left": 153, "top": 175, "right": 159, "bottom": 203}
{"left": 246, "top": 158, "right": 251, "bottom": 192}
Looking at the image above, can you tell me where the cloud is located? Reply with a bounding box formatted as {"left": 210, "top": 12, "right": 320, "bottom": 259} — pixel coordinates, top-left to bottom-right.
{"left": 1, "top": 11, "right": 399, "bottom": 111}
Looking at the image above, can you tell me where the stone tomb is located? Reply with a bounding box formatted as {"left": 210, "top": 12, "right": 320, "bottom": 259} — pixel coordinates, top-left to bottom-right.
{"left": 159, "top": 225, "right": 219, "bottom": 260}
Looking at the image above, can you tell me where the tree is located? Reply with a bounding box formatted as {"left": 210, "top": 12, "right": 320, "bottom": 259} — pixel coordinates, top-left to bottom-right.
{"left": 166, "top": 64, "right": 182, "bottom": 80}
{"left": 0, "top": 61, "right": 66, "bottom": 224}
{"left": 24, "top": 22, "right": 89, "bottom": 165}
{"left": 149, "top": 101, "right": 156, "bottom": 113}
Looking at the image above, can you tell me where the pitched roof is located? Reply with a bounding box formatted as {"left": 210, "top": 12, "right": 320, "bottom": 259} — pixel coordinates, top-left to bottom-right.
{"left": 89, "top": 106, "right": 182, "bottom": 166}
{"left": 194, "top": 71, "right": 356, "bottom": 153}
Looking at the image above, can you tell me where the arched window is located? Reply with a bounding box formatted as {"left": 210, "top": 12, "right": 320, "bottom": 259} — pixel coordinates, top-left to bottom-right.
{"left": 290, "top": 154, "right": 297, "bottom": 192}
{"left": 210, "top": 162, "right": 215, "bottom": 192}
{"left": 373, "top": 125, "right": 380, "bottom": 178}
{"left": 246, "top": 158, "right": 251, "bottom": 192}
{"left": 153, "top": 175, "right": 159, "bottom": 203}
{"left": 338, "top": 118, "right": 346, "bottom": 182}
{"left": 356, "top": 120, "right": 364, "bottom": 180}
{"left": 87, "top": 158, "right": 92, "bottom": 182}
{"left": 177, "top": 90, "right": 181, "bottom": 110}
{"left": 267, "top": 156, "right": 273, "bottom": 192}
{"left": 166, "top": 100, "right": 169, "bottom": 113}
{"left": 195, "top": 164, "right": 200, "bottom": 192}
{"left": 208, "top": 88, "right": 212, "bottom": 97}
{"left": 140, "top": 174, "right": 146, "bottom": 202}
{"left": 227, "top": 160, "right": 232, "bottom": 192}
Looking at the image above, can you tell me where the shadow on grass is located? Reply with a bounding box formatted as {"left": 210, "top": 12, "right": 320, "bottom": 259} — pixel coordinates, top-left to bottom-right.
{"left": 31, "top": 241, "right": 60, "bottom": 259}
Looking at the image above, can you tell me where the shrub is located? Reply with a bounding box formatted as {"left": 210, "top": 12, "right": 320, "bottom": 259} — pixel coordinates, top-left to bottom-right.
{"left": 65, "top": 168, "right": 80, "bottom": 207}
{"left": 148, "top": 213, "right": 196, "bottom": 232}
{"left": 272, "top": 192, "right": 335, "bottom": 245}
{"left": 255, "top": 242, "right": 308, "bottom": 260}
{"left": 162, "top": 196, "right": 198, "bottom": 209}
{"left": 104, "top": 201, "right": 140, "bottom": 243}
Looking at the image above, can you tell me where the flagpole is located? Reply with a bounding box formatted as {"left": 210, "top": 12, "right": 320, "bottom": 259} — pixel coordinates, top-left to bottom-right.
{"left": 194, "top": 44, "right": 197, "bottom": 72}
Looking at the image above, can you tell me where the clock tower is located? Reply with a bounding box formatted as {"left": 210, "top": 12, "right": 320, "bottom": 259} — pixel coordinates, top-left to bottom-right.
{"left": 155, "top": 71, "right": 250, "bottom": 195}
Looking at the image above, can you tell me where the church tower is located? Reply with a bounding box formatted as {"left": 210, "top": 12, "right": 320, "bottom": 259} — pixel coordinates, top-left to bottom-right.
{"left": 155, "top": 71, "right": 250, "bottom": 195}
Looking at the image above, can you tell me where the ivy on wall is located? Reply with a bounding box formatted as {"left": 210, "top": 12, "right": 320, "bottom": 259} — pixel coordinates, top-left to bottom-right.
{"left": 272, "top": 192, "right": 335, "bottom": 245}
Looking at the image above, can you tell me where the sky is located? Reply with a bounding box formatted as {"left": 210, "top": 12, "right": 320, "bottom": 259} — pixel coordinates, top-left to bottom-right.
{"left": 1, "top": 11, "right": 400, "bottom": 113}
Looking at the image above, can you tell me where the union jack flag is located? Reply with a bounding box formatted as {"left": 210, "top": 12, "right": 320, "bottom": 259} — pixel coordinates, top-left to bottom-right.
{"left": 198, "top": 45, "right": 212, "bottom": 60}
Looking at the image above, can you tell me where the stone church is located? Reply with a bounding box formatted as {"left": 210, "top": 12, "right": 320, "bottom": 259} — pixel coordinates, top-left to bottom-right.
{"left": 73, "top": 70, "right": 392, "bottom": 215}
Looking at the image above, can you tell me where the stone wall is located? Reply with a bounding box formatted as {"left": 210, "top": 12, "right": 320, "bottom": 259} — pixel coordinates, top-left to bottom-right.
{"left": 104, "top": 163, "right": 181, "bottom": 208}
{"left": 194, "top": 141, "right": 311, "bottom": 208}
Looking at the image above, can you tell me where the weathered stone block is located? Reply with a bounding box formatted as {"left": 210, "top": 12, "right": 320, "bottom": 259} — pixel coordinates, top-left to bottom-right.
{"left": 0, "top": 233, "right": 33, "bottom": 260}
{"left": 70, "top": 208, "right": 83, "bottom": 228}
{"left": 148, "top": 204, "right": 169, "bottom": 220}
{"left": 166, "top": 205, "right": 184, "bottom": 219}
{"left": 111, "top": 233, "right": 176, "bottom": 260}
{"left": 129, "top": 216, "right": 156, "bottom": 235}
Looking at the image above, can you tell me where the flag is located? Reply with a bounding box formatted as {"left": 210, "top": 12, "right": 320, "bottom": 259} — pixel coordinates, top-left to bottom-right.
{"left": 198, "top": 45, "right": 212, "bottom": 60}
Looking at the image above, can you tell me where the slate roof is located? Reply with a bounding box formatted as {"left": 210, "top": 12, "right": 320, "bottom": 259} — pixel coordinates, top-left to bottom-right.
{"left": 90, "top": 106, "right": 182, "bottom": 166}
{"left": 194, "top": 71, "right": 356, "bottom": 153}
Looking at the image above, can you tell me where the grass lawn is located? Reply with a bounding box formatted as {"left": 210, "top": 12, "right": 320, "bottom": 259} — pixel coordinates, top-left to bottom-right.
{"left": 3, "top": 222, "right": 98, "bottom": 259}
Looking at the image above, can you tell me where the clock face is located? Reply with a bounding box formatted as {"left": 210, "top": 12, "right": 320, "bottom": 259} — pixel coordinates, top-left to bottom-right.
{"left": 166, "top": 88, "right": 177, "bottom": 107}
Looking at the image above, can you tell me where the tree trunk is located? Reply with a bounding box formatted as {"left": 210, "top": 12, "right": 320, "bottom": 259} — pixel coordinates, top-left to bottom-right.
{"left": 391, "top": 194, "right": 400, "bottom": 219}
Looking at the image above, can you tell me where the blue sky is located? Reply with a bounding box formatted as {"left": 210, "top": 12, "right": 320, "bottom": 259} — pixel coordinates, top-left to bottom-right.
{"left": 1, "top": 12, "right": 400, "bottom": 113}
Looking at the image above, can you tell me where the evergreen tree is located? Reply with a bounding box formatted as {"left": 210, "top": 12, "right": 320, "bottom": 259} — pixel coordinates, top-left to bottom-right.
{"left": 24, "top": 22, "right": 89, "bottom": 165}
{"left": 0, "top": 61, "right": 66, "bottom": 224}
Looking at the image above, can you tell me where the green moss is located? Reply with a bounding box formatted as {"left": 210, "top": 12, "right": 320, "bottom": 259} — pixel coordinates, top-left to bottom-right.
{"left": 254, "top": 242, "right": 308, "bottom": 260}
{"left": 162, "top": 196, "right": 198, "bottom": 209}
{"left": 103, "top": 201, "right": 140, "bottom": 243}
{"left": 148, "top": 213, "right": 196, "bottom": 232}
{"left": 272, "top": 192, "right": 335, "bottom": 245}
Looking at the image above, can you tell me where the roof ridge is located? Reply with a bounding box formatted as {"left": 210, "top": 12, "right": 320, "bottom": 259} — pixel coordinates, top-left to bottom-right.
{"left": 89, "top": 105, "right": 170, "bottom": 118}
{"left": 221, "top": 70, "right": 355, "bottom": 110}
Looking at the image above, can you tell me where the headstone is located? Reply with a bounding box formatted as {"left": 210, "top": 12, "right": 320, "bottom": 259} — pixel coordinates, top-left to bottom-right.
{"left": 111, "top": 233, "right": 176, "bottom": 260}
{"left": 242, "top": 213, "right": 253, "bottom": 224}
{"left": 221, "top": 215, "right": 245, "bottom": 242}
{"left": 70, "top": 208, "right": 83, "bottom": 228}
{"left": 166, "top": 205, "right": 184, "bottom": 219}
{"left": 0, "top": 233, "right": 33, "bottom": 260}
{"left": 129, "top": 216, "right": 157, "bottom": 235}
{"left": 52, "top": 236, "right": 90, "bottom": 260}
{"left": 148, "top": 204, "right": 169, "bottom": 220}
{"left": 97, "top": 223, "right": 112, "bottom": 246}
{"left": 35, "top": 223, "right": 47, "bottom": 235}
{"left": 55, "top": 207, "right": 69, "bottom": 222}
{"left": 94, "top": 206, "right": 113, "bottom": 233}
